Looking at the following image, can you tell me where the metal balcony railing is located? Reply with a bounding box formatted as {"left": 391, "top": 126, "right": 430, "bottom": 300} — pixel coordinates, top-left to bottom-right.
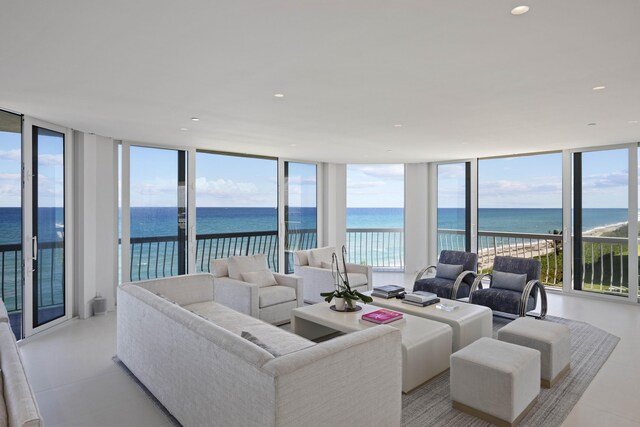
{"left": 346, "top": 228, "right": 405, "bottom": 271}
{"left": 438, "top": 228, "right": 630, "bottom": 294}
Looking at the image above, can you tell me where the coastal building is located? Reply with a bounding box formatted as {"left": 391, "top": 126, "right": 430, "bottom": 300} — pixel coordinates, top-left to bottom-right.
{"left": 0, "top": 1, "right": 638, "bottom": 426}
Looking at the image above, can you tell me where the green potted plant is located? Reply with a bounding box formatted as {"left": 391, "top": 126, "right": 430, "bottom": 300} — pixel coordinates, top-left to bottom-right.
{"left": 320, "top": 246, "right": 372, "bottom": 311}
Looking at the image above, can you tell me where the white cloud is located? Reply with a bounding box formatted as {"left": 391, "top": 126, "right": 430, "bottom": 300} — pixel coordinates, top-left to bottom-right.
{"left": 0, "top": 173, "right": 20, "bottom": 181}
{"left": 38, "top": 154, "right": 63, "bottom": 166}
{"left": 0, "top": 150, "right": 20, "bottom": 161}
{"left": 347, "top": 180, "right": 385, "bottom": 190}
{"left": 196, "top": 177, "right": 258, "bottom": 196}
{"left": 354, "top": 165, "right": 404, "bottom": 180}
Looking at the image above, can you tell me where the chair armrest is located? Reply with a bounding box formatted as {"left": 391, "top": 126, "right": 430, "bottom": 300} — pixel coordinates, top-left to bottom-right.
{"left": 415, "top": 265, "right": 437, "bottom": 282}
{"left": 273, "top": 273, "right": 304, "bottom": 307}
{"left": 520, "top": 280, "right": 547, "bottom": 319}
{"left": 468, "top": 273, "right": 491, "bottom": 304}
{"left": 213, "top": 277, "right": 260, "bottom": 318}
{"left": 345, "top": 263, "right": 373, "bottom": 290}
{"left": 451, "top": 270, "right": 477, "bottom": 300}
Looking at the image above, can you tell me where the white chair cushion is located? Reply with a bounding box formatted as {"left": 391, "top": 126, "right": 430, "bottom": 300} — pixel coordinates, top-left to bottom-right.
{"left": 347, "top": 272, "right": 368, "bottom": 287}
{"left": 241, "top": 270, "right": 278, "bottom": 288}
{"left": 211, "top": 259, "right": 229, "bottom": 278}
{"left": 321, "top": 261, "right": 344, "bottom": 274}
{"left": 227, "top": 254, "right": 269, "bottom": 280}
{"left": 259, "top": 286, "right": 297, "bottom": 308}
{"left": 307, "top": 246, "right": 336, "bottom": 268}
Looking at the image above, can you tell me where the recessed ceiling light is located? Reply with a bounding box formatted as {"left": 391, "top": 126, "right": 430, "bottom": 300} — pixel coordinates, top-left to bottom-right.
{"left": 191, "top": 117, "right": 200, "bottom": 121}
{"left": 290, "top": 143, "right": 297, "bottom": 147}
{"left": 394, "top": 124, "right": 403, "bottom": 128}
{"left": 386, "top": 149, "right": 393, "bottom": 152}
{"left": 511, "top": 6, "right": 530, "bottom": 15}
{"left": 627, "top": 120, "right": 638, "bottom": 124}
{"left": 274, "top": 93, "right": 285, "bottom": 98}
{"left": 587, "top": 123, "right": 597, "bottom": 126}
{"left": 592, "top": 86, "right": 606, "bottom": 91}
{"left": 180, "top": 128, "right": 188, "bottom": 131}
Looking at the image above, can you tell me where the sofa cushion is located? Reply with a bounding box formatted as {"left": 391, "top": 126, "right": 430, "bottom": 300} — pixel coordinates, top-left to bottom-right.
{"left": 435, "top": 263, "right": 464, "bottom": 280}
{"left": 227, "top": 254, "right": 269, "bottom": 280}
{"left": 307, "top": 246, "right": 336, "bottom": 268}
{"left": 184, "top": 301, "right": 314, "bottom": 356}
{"left": 259, "top": 286, "right": 297, "bottom": 308}
{"left": 492, "top": 270, "right": 527, "bottom": 292}
{"left": 347, "top": 272, "right": 368, "bottom": 287}
{"left": 241, "top": 331, "right": 282, "bottom": 357}
{"left": 242, "top": 270, "right": 278, "bottom": 288}
{"left": 321, "top": 261, "right": 344, "bottom": 274}
{"left": 135, "top": 274, "right": 214, "bottom": 306}
{"left": 211, "top": 259, "right": 229, "bottom": 278}
{"left": 471, "top": 287, "right": 535, "bottom": 314}
{"left": 414, "top": 277, "right": 470, "bottom": 299}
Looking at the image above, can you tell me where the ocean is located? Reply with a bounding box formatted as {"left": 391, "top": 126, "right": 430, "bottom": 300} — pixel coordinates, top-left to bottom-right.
{"left": 0, "top": 207, "right": 632, "bottom": 244}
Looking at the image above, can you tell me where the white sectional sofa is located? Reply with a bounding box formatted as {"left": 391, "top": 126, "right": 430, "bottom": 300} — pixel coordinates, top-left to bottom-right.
{"left": 0, "top": 300, "right": 43, "bottom": 427}
{"left": 117, "top": 274, "right": 403, "bottom": 427}
{"left": 293, "top": 247, "right": 373, "bottom": 303}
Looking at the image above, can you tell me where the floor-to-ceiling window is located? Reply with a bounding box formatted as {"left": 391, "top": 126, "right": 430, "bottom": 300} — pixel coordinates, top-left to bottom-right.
{"left": 437, "top": 162, "right": 470, "bottom": 257}
{"left": 284, "top": 162, "right": 317, "bottom": 273}
{"left": 573, "top": 148, "right": 628, "bottom": 296}
{"left": 195, "top": 152, "right": 278, "bottom": 271}
{"left": 478, "top": 153, "right": 563, "bottom": 288}
{"left": 0, "top": 110, "right": 22, "bottom": 338}
{"left": 128, "top": 146, "right": 187, "bottom": 281}
{"left": 346, "top": 164, "right": 404, "bottom": 270}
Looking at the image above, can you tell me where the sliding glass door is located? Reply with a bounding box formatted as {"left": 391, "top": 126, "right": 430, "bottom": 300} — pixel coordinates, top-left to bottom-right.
{"left": 128, "top": 146, "right": 187, "bottom": 281}
{"left": 284, "top": 162, "right": 317, "bottom": 273}
{"left": 437, "top": 162, "right": 471, "bottom": 257}
{"left": 0, "top": 110, "right": 23, "bottom": 338}
{"left": 573, "top": 148, "right": 629, "bottom": 296}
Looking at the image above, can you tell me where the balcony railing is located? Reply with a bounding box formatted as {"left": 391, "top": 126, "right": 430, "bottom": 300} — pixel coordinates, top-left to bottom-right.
{"left": 0, "top": 241, "right": 64, "bottom": 313}
{"left": 438, "top": 228, "right": 630, "bottom": 294}
{"left": 346, "top": 228, "right": 404, "bottom": 271}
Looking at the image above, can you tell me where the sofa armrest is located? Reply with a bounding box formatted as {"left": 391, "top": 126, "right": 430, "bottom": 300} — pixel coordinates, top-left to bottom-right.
{"left": 346, "top": 263, "right": 373, "bottom": 290}
{"left": 262, "top": 326, "right": 402, "bottom": 426}
{"left": 213, "top": 277, "right": 260, "bottom": 318}
{"left": 273, "top": 273, "right": 304, "bottom": 307}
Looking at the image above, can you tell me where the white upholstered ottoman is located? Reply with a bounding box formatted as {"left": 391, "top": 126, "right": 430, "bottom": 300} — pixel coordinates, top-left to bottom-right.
{"left": 450, "top": 337, "right": 540, "bottom": 427}
{"left": 498, "top": 317, "right": 571, "bottom": 388}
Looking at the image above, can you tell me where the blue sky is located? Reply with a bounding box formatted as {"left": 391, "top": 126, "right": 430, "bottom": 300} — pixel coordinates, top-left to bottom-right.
{"left": 347, "top": 164, "right": 405, "bottom": 208}
{"left": 0, "top": 135, "right": 632, "bottom": 210}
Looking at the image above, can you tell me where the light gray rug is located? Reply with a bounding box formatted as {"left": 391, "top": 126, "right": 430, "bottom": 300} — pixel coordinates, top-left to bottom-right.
{"left": 114, "top": 315, "right": 619, "bottom": 427}
{"left": 401, "top": 316, "right": 620, "bottom": 427}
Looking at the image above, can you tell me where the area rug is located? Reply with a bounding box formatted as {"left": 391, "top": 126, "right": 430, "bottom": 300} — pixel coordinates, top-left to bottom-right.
{"left": 113, "top": 315, "right": 619, "bottom": 427}
{"left": 401, "top": 315, "right": 620, "bottom": 427}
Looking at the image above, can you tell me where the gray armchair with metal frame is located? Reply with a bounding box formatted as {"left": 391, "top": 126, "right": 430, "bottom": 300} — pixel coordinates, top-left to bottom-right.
{"left": 413, "top": 250, "right": 478, "bottom": 300}
{"left": 469, "top": 256, "right": 548, "bottom": 319}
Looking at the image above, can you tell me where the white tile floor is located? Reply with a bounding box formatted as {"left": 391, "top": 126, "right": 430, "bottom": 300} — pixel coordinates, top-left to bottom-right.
{"left": 18, "top": 273, "right": 640, "bottom": 427}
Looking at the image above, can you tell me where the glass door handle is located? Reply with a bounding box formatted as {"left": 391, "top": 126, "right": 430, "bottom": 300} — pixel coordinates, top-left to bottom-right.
{"left": 32, "top": 236, "right": 38, "bottom": 261}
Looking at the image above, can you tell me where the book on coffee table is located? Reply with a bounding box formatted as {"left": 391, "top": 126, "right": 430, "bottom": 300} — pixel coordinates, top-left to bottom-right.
{"left": 404, "top": 291, "right": 438, "bottom": 304}
{"left": 402, "top": 298, "right": 440, "bottom": 308}
{"left": 372, "top": 285, "right": 405, "bottom": 299}
{"left": 361, "top": 309, "right": 404, "bottom": 324}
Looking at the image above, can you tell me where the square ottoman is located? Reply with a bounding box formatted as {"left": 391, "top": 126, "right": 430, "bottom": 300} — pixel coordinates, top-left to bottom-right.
{"left": 498, "top": 317, "right": 570, "bottom": 388}
{"left": 450, "top": 337, "right": 540, "bottom": 427}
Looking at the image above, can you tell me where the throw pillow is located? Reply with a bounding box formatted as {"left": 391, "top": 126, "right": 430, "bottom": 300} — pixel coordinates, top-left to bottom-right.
{"left": 241, "top": 331, "right": 282, "bottom": 357}
{"left": 156, "top": 293, "right": 177, "bottom": 304}
{"left": 435, "top": 263, "right": 464, "bottom": 280}
{"left": 307, "top": 246, "right": 336, "bottom": 268}
{"left": 227, "top": 254, "right": 269, "bottom": 280}
{"left": 210, "top": 259, "right": 228, "bottom": 278}
{"left": 492, "top": 270, "right": 527, "bottom": 292}
{"left": 241, "top": 270, "right": 278, "bottom": 287}
{"left": 320, "top": 261, "right": 345, "bottom": 274}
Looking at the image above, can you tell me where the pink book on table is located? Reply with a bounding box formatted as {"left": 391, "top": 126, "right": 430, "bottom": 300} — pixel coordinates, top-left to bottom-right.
{"left": 361, "top": 309, "right": 403, "bottom": 324}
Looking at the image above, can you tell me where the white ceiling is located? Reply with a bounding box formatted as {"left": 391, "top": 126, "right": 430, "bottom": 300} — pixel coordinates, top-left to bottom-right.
{"left": 1, "top": 0, "right": 639, "bottom": 163}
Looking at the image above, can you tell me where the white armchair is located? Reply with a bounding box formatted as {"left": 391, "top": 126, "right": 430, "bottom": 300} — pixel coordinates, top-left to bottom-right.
{"left": 293, "top": 246, "right": 373, "bottom": 303}
{"left": 210, "top": 254, "right": 303, "bottom": 325}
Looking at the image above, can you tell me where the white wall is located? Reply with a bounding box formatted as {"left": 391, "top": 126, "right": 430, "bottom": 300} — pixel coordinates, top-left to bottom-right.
{"left": 322, "top": 163, "right": 346, "bottom": 249}
{"left": 74, "top": 132, "right": 118, "bottom": 318}
{"left": 404, "top": 163, "right": 429, "bottom": 274}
